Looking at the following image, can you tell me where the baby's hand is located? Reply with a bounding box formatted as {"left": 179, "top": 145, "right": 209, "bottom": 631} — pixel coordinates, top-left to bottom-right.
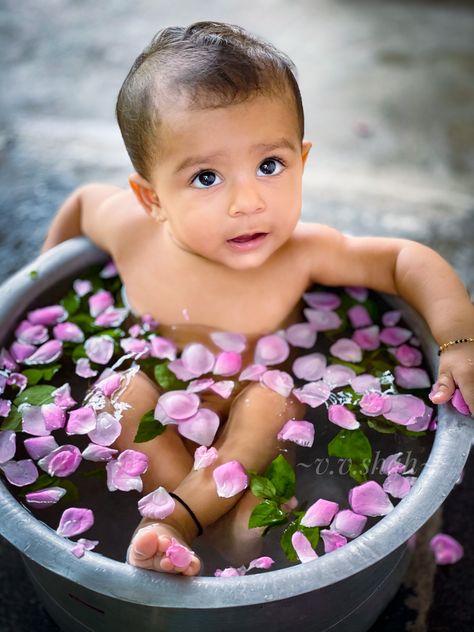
{"left": 429, "top": 344, "right": 474, "bottom": 416}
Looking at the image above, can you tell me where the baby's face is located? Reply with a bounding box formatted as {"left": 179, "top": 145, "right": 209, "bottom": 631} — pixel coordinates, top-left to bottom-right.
{"left": 148, "top": 93, "right": 310, "bottom": 271}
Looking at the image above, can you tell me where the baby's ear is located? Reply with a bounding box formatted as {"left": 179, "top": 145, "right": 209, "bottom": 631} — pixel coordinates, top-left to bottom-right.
{"left": 301, "top": 141, "right": 312, "bottom": 167}
{"left": 128, "top": 173, "right": 165, "bottom": 223}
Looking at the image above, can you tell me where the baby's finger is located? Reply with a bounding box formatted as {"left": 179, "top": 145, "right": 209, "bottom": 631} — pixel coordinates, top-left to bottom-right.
{"left": 429, "top": 372, "right": 456, "bottom": 404}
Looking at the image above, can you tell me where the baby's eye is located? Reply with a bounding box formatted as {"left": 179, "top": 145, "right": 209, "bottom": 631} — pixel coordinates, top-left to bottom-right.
{"left": 257, "top": 158, "right": 285, "bottom": 177}
{"left": 191, "top": 171, "right": 222, "bottom": 188}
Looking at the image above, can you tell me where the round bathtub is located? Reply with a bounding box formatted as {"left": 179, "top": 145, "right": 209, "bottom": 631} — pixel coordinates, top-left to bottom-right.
{"left": 0, "top": 237, "right": 472, "bottom": 632}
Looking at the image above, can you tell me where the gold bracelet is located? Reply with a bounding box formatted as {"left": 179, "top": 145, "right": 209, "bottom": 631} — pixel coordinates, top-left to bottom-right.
{"left": 438, "top": 337, "right": 474, "bottom": 356}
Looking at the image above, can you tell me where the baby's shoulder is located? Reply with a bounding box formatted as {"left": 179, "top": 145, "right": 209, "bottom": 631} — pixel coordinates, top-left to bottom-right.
{"left": 292, "top": 222, "right": 345, "bottom": 250}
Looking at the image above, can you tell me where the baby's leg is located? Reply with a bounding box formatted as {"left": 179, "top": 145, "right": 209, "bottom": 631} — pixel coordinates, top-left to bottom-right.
{"left": 131, "top": 382, "right": 304, "bottom": 573}
{"left": 107, "top": 370, "right": 200, "bottom": 575}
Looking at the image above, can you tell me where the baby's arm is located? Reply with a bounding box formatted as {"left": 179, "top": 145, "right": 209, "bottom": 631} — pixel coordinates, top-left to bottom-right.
{"left": 305, "top": 224, "right": 474, "bottom": 414}
{"left": 41, "top": 183, "right": 123, "bottom": 253}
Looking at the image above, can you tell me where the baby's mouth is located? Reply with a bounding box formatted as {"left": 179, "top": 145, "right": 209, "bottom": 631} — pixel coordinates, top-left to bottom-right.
{"left": 228, "top": 232, "right": 268, "bottom": 243}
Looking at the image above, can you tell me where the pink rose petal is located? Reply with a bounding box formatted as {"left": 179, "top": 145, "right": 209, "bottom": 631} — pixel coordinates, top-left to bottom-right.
{"left": 17, "top": 324, "right": 49, "bottom": 345}
{"left": 66, "top": 406, "right": 97, "bottom": 435}
{"left": 304, "top": 308, "right": 342, "bottom": 331}
{"left": 382, "top": 310, "right": 401, "bottom": 327}
{"left": 292, "top": 353, "right": 326, "bottom": 381}
{"left": 1, "top": 459, "right": 38, "bottom": 486}
{"left": 210, "top": 332, "right": 247, "bottom": 353}
{"left": 277, "top": 420, "right": 315, "bottom": 447}
{"left": 167, "top": 359, "right": 196, "bottom": 381}
{"left": 350, "top": 374, "right": 381, "bottom": 394}
{"left": 395, "top": 367, "right": 431, "bottom": 389}
{"left": 119, "top": 338, "right": 150, "bottom": 359}
{"left": 28, "top": 305, "right": 67, "bottom": 326}
{"left": 213, "top": 351, "right": 242, "bottom": 376}
{"left": 381, "top": 452, "right": 406, "bottom": 475}
{"left": 239, "top": 364, "right": 267, "bottom": 381}
{"left": 82, "top": 444, "right": 118, "bottom": 462}
{"left": 73, "top": 279, "right": 92, "bottom": 297}
{"left": 38, "top": 445, "right": 82, "bottom": 477}
{"left": 138, "top": 486, "right": 175, "bottom": 519}
{"left": 42, "top": 403, "right": 66, "bottom": 431}
{"left": 21, "top": 405, "right": 50, "bottom": 436}
{"left": 352, "top": 326, "right": 380, "bottom": 351}
{"left": 215, "top": 566, "right": 247, "bottom": 577}
{"left": 88, "top": 290, "right": 114, "bottom": 317}
{"left": 84, "top": 335, "right": 115, "bottom": 365}
{"left": 213, "top": 460, "right": 248, "bottom": 498}
{"left": 52, "top": 383, "right": 76, "bottom": 409}
{"left": 260, "top": 370, "right": 294, "bottom": 397}
{"left": 10, "top": 341, "right": 36, "bottom": 363}
{"left": 88, "top": 411, "right": 122, "bottom": 446}
{"left": 323, "top": 364, "right": 356, "bottom": 387}
{"left": 181, "top": 343, "right": 215, "bottom": 376}
{"left": 94, "top": 372, "right": 123, "bottom": 398}
{"left": 406, "top": 404, "right": 433, "bottom": 431}
{"left": 293, "top": 382, "right": 332, "bottom": 408}
{"left": 193, "top": 445, "right": 219, "bottom": 470}
{"left": 430, "top": 534, "right": 464, "bottom": 565}
{"left": 209, "top": 381, "right": 234, "bottom": 399}
{"left": 359, "top": 392, "right": 391, "bottom": 417}
{"left": 383, "top": 394, "right": 426, "bottom": 425}
{"left": 75, "top": 357, "right": 98, "bottom": 378}
{"left": 23, "top": 340, "right": 63, "bottom": 365}
{"left": 347, "top": 305, "right": 372, "bottom": 329}
{"left": 117, "top": 449, "right": 148, "bottom": 476}
{"left": 24, "top": 435, "right": 58, "bottom": 460}
{"left": 165, "top": 537, "right": 193, "bottom": 568}
{"left": 158, "top": 391, "right": 200, "bottom": 420}
{"left": 99, "top": 261, "right": 118, "bottom": 278}
{"left": 349, "top": 481, "right": 394, "bottom": 516}
{"left": 303, "top": 291, "right": 341, "bottom": 311}
{"left": 25, "top": 486, "right": 66, "bottom": 508}
{"left": 330, "top": 338, "right": 362, "bottom": 363}
{"left": 187, "top": 378, "right": 215, "bottom": 393}
{"left": 328, "top": 404, "right": 360, "bottom": 429}
{"left": 395, "top": 344, "right": 423, "bottom": 367}
{"left": 106, "top": 460, "right": 143, "bottom": 492}
{"left": 150, "top": 336, "right": 178, "bottom": 361}
{"left": 345, "top": 287, "right": 368, "bottom": 302}
{"left": 53, "top": 322, "right": 85, "bottom": 343}
{"left": 301, "top": 499, "right": 339, "bottom": 527}
{"left": 285, "top": 323, "right": 317, "bottom": 349}
{"left": 379, "top": 327, "right": 412, "bottom": 346}
{"left": 94, "top": 307, "right": 129, "bottom": 328}
{"left": 291, "top": 531, "right": 318, "bottom": 563}
{"left": 178, "top": 408, "right": 220, "bottom": 447}
{"left": 254, "top": 334, "right": 290, "bottom": 366}
{"left": 0, "top": 430, "right": 16, "bottom": 464}
{"left": 56, "top": 507, "right": 94, "bottom": 537}
{"left": 383, "top": 473, "right": 411, "bottom": 498}
{"left": 331, "top": 509, "right": 367, "bottom": 538}
{"left": 320, "top": 529, "right": 347, "bottom": 553}
{"left": 450, "top": 389, "right": 471, "bottom": 416}
{"left": 0, "top": 399, "right": 12, "bottom": 418}
{"left": 7, "top": 372, "right": 28, "bottom": 393}
{"left": 247, "top": 556, "right": 274, "bottom": 571}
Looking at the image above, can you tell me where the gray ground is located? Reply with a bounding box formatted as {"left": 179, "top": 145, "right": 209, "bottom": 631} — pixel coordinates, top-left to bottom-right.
{"left": 0, "top": 0, "right": 473, "bottom": 630}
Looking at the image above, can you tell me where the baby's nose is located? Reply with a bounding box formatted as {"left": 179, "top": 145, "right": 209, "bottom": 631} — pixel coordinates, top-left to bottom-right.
{"left": 227, "top": 182, "right": 265, "bottom": 216}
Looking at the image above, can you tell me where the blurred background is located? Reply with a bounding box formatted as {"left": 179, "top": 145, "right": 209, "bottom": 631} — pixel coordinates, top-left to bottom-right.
{"left": 0, "top": 1, "right": 472, "bottom": 630}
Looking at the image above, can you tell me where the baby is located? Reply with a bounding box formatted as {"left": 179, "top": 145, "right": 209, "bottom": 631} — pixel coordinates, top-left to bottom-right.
{"left": 41, "top": 21, "right": 474, "bottom": 576}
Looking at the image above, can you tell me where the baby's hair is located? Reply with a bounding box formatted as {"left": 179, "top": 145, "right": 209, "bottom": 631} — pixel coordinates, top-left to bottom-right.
{"left": 116, "top": 21, "right": 304, "bottom": 180}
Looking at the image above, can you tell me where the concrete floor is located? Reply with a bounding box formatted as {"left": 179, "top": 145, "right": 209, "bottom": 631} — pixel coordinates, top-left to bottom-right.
{"left": 0, "top": 1, "right": 473, "bottom": 630}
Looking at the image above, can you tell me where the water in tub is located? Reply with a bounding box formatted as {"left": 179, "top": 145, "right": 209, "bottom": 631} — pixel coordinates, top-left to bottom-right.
{"left": 0, "top": 262, "right": 436, "bottom": 575}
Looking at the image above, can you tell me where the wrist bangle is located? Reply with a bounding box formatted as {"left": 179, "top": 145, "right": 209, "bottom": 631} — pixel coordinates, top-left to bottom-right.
{"left": 438, "top": 337, "right": 474, "bottom": 356}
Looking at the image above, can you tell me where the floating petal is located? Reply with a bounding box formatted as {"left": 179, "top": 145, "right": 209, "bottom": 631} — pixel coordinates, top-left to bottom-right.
{"left": 350, "top": 374, "right": 381, "bottom": 394}
{"left": 178, "top": 408, "right": 220, "bottom": 447}
{"left": 383, "top": 394, "right": 426, "bottom": 425}
{"left": 95, "top": 372, "right": 123, "bottom": 398}
{"left": 167, "top": 359, "right": 196, "bottom": 381}
{"left": 24, "top": 340, "right": 63, "bottom": 365}
{"left": 382, "top": 310, "right": 401, "bottom": 327}
{"left": 331, "top": 509, "right": 367, "bottom": 538}
{"left": 285, "top": 323, "right": 317, "bottom": 349}
{"left": 291, "top": 531, "right": 318, "bottom": 563}
{"left": 10, "top": 341, "right": 36, "bottom": 363}
{"left": 381, "top": 452, "right": 406, "bottom": 475}
{"left": 73, "top": 279, "right": 92, "bottom": 297}
{"left": 395, "top": 367, "right": 431, "bottom": 389}
{"left": 320, "top": 529, "right": 347, "bottom": 553}
{"left": 117, "top": 449, "right": 148, "bottom": 476}
{"left": 38, "top": 445, "right": 82, "bottom": 477}
{"left": 406, "top": 404, "right": 433, "bottom": 431}
{"left": 193, "top": 445, "right": 218, "bottom": 470}
{"left": 304, "top": 309, "right": 342, "bottom": 331}
{"left": 359, "top": 392, "right": 391, "bottom": 417}
{"left": 383, "top": 473, "right": 411, "bottom": 498}
{"left": 25, "top": 486, "right": 66, "bottom": 508}
{"left": 277, "top": 420, "right": 314, "bottom": 447}
{"left": 213, "top": 351, "right": 242, "bottom": 376}
{"left": 254, "top": 334, "right": 290, "bottom": 366}
{"left": 17, "top": 324, "right": 49, "bottom": 345}
{"left": 28, "top": 305, "right": 67, "bottom": 326}
{"left": 210, "top": 332, "right": 247, "bottom": 353}
{"left": 323, "top": 364, "right": 356, "bottom": 388}
{"left": 347, "top": 305, "right": 372, "bottom": 329}
{"left": 328, "top": 404, "right": 360, "bottom": 429}
{"left": 94, "top": 307, "right": 129, "bottom": 328}
{"left": 450, "top": 389, "right": 471, "bottom": 416}
{"left": 75, "top": 358, "right": 98, "bottom": 378}
{"left": 120, "top": 338, "right": 150, "bottom": 359}
{"left": 209, "top": 381, "right": 234, "bottom": 399}
{"left": 85, "top": 335, "right": 115, "bottom": 365}
{"left": 56, "top": 507, "right": 94, "bottom": 537}
{"left": 181, "top": 343, "right": 215, "bottom": 376}
{"left": 187, "top": 378, "right": 215, "bottom": 393}
{"left": 88, "top": 411, "right": 122, "bottom": 446}
{"left": 352, "top": 326, "right": 380, "bottom": 351}
{"left": 349, "top": 481, "right": 394, "bottom": 516}
{"left": 138, "top": 486, "right": 175, "bottom": 519}
{"left": 165, "top": 537, "right": 193, "bottom": 568}
{"left": 301, "top": 499, "right": 339, "bottom": 527}
{"left": 395, "top": 344, "right": 422, "bottom": 367}
{"left": 330, "top": 339, "right": 362, "bottom": 363}
{"left": 379, "top": 327, "right": 412, "bottom": 346}
{"left": 239, "top": 364, "right": 267, "bottom": 381}
{"left": 99, "top": 261, "right": 118, "bottom": 278}
{"left": 150, "top": 336, "right": 177, "bottom": 361}
{"left": 261, "top": 370, "right": 294, "bottom": 397}
{"left": 7, "top": 372, "right": 28, "bottom": 393}
{"left": 429, "top": 534, "right": 464, "bottom": 565}
{"left": 24, "top": 435, "right": 58, "bottom": 460}
{"left": 82, "top": 444, "right": 118, "bottom": 462}
{"left": 1, "top": 459, "right": 38, "bottom": 486}
{"left": 292, "top": 353, "right": 326, "bottom": 381}
{"left": 158, "top": 391, "right": 200, "bottom": 420}
{"left": 303, "top": 291, "right": 341, "bottom": 311}
{"left": 106, "top": 459, "right": 143, "bottom": 492}
{"left": 247, "top": 556, "right": 274, "bottom": 571}
{"left": 66, "top": 406, "right": 97, "bottom": 435}
{"left": 213, "top": 460, "right": 248, "bottom": 498}
{"left": 88, "top": 290, "right": 114, "bottom": 317}
{"left": 53, "top": 322, "right": 85, "bottom": 343}
{"left": 345, "top": 287, "right": 368, "bottom": 302}
{"left": 42, "top": 403, "right": 66, "bottom": 431}
{"left": 0, "top": 399, "right": 12, "bottom": 418}
{"left": 0, "top": 430, "right": 16, "bottom": 464}
{"left": 293, "top": 382, "right": 332, "bottom": 408}
{"left": 21, "top": 405, "right": 49, "bottom": 436}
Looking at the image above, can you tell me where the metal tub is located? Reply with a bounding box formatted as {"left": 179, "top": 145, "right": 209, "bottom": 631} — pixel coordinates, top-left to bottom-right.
{"left": 0, "top": 237, "right": 472, "bottom": 632}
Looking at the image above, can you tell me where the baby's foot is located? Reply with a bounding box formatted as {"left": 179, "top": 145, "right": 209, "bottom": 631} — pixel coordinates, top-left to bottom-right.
{"left": 127, "top": 519, "right": 201, "bottom": 576}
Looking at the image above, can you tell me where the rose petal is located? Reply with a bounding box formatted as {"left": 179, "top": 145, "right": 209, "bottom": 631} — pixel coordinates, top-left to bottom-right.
{"left": 209, "top": 381, "right": 234, "bottom": 399}
{"left": 10, "top": 341, "right": 36, "bottom": 363}
{"left": 73, "top": 279, "right": 92, "bottom": 297}
{"left": 213, "top": 351, "right": 242, "bottom": 377}
{"left": 28, "top": 305, "right": 67, "bottom": 326}
{"left": 260, "top": 370, "right": 294, "bottom": 397}
{"left": 210, "top": 332, "right": 247, "bottom": 353}
{"left": 25, "top": 486, "right": 66, "bottom": 508}
{"left": 450, "top": 389, "right": 471, "bottom": 416}
{"left": 304, "top": 309, "right": 342, "bottom": 331}
{"left": 158, "top": 391, "right": 200, "bottom": 420}
{"left": 347, "top": 305, "right": 372, "bottom": 329}
{"left": 293, "top": 382, "right": 332, "bottom": 408}
{"left": 239, "top": 363, "right": 267, "bottom": 381}
{"left": 82, "top": 443, "right": 118, "bottom": 462}
{"left": 277, "top": 420, "right": 315, "bottom": 447}
{"left": 383, "top": 394, "right": 426, "bottom": 425}
{"left": 94, "top": 307, "right": 129, "bottom": 328}
{"left": 165, "top": 537, "right": 193, "bottom": 568}
{"left": 75, "top": 357, "right": 99, "bottom": 378}
{"left": 138, "top": 486, "right": 175, "bottom": 519}
{"left": 328, "top": 404, "right": 360, "bottom": 429}
{"left": 349, "top": 481, "right": 394, "bottom": 516}
{"left": 1, "top": 459, "right": 38, "bottom": 486}
{"left": 38, "top": 445, "right": 82, "bottom": 477}
{"left": 213, "top": 460, "right": 248, "bottom": 498}
{"left": 359, "top": 392, "right": 391, "bottom": 417}
{"left": 331, "top": 509, "right": 367, "bottom": 538}
{"left": 215, "top": 566, "right": 247, "bottom": 577}
{"left": 429, "top": 533, "right": 464, "bottom": 565}
{"left": 56, "top": 507, "right": 94, "bottom": 537}
{"left": 94, "top": 372, "right": 123, "bottom": 398}
{"left": 395, "top": 367, "right": 431, "bottom": 389}
{"left": 181, "top": 343, "right": 215, "bottom": 376}
{"left": 406, "top": 404, "right": 433, "bottom": 431}
{"left": 379, "top": 327, "right": 412, "bottom": 346}
{"left": 383, "top": 473, "right": 411, "bottom": 498}
{"left": 254, "top": 334, "right": 290, "bottom": 366}
{"left": 291, "top": 531, "right": 318, "bottom": 563}
{"left": 21, "top": 405, "right": 50, "bottom": 436}
{"left": 285, "top": 323, "right": 317, "bottom": 349}
{"left": 0, "top": 399, "right": 12, "bottom": 418}
{"left": 330, "top": 339, "right": 362, "bottom": 363}
{"left": 106, "top": 460, "right": 143, "bottom": 492}
{"left": 17, "top": 324, "right": 49, "bottom": 345}
{"left": 345, "top": 287, "right": 368, "bottom": 302}
{"left": 187, "top": 378, "right": 215, "bottom": 393}
{"left": 53, "top": 383, "right": 77, "bottom": 410}
{"left": 167, "top": 359, "right": 196, "bottom": 381}
{"left": 88, "top": 411, "right": 122, "bottom": 446}
{"left": 394, "top": 344, "right": 423, "bottom": 367}
{"left": 320, "top": 529, "right": 347, "bottom": 553}
{"left": 23, "top": 340, "right": 63, "bottom": 365}
{"left": 66, "top": 406, "right": 97, "bottom": 435}
{"left": 150, "top": 336, "right": 178, "bottom": 361}
{"left": 119, "top": 338, "right": 150, "bottom": 359}
{"left": 303, "top": 291, "right": 341, "bottom": 311}
{"left": 42, "top": 403, "right": 66, "bottom": 431}
{"left": 24, "top": 435, "right": 58, "bottom": 460}
{"left": 178, "top": 408, "right": 220, "bottom": 447}
{"left": 53, "top": 322, "right": 85, "bottom": 343}
{"left": 0, "top": 348, "right": 18, "bottom": 371}
{"left": 117, "top": 449, "right": 148, "bottom": 476}
{"left": 301, "top": 499, "right": 339, "bottom": 527}
{"left": 0, "top": 430, "right": 16, "bottom": 464}
{"left": 382, "top": 310, "right": 401, "bottom": 327}
{"left": 350, "top": 374, "right": 381, "bottom": 394}
{"left": 352, "top": 326, "right": 380, "bottom": 351}
{"left": 84, "top": 335, "right": 115, "bottom": 365}
{"left": 323, "top": 365, "right": 356, "bottom": 388}
{"left": 99, "top": 261, "right": 118, "bottom": 278}
{"left": 193, "top": 445, "right": 219, "bottom": 470}
{"left": 247, "top": 556, "right": 274, "bottom": 571}
{"left": 381, "top": 452, "right": 407, "bottom": 475}
{"left": 88, "top": 290, "right": 114, "bottom": 317}
{"left": 292, "top": 353, "right": 326, "bottom": 381}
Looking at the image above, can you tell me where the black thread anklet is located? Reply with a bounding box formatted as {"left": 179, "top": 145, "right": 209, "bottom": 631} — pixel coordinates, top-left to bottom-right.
{"left": 169, "top": 492, "right": 203, "bottom": 536}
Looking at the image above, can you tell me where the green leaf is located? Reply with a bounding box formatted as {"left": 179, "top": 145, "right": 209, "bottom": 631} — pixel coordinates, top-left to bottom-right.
{"left": 14, "top": 385, "right": 56, "bottom": 407}
{"left": 248, "top": 499, "right": 288, "bottom": 529}
{"left": 328, "top": 428, "right": 372, "bottom": 463}
{"left": 153, "top": 362, "right": 187, "bottom": 391}
{"left": 68, "top": 313, "right": 95, "bottom": 333}
{"left": 1, "top": 405, "right": 22, "bottom": 431}
{"left": 264, "top": 454, "right": 296, "bottom": 502}
{"left": 82, "top": 467, "right": 107, "bottom": 480}
{"left": 72, "top": 344, "right": 88, "bottom": 362}
{"left": 134, "top": 409, "right": 166, "bottom": 442}
{"left": 367, "top": 418, "right": 397, "bottom": 434}
{"left": 60, "top": 291, "right": 81, "bottom": 316}
{"left": 328, "top": 357, "right": 365, "bottom": 375}
{"left": 29, "top": 270, "right": 38, "bottom": 279}
{"left": 349, "top": 461, "right": 369, "bottom": 483}
{"left": 96, "top": 328, "right": 125, "bottom": 340}
{"left": 22, "top": 364, "right": 61, "bottom": 386}
{"left": 280, "top": 520, "right": 320, "bottom": 561}
{"left": 249, "top": 474, "right": 277, "bottom": 499}
{"left": 364, "top": 299, "right": 380, "bottom": 321}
